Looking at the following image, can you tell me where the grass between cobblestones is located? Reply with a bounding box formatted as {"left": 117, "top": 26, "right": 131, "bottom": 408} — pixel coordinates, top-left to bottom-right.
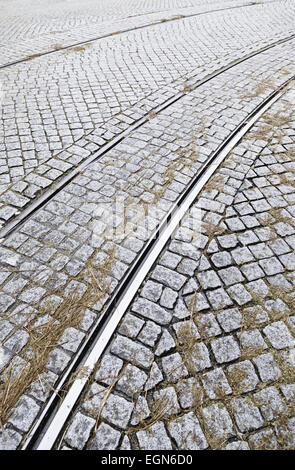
{"left": 70, "top": 269, "right": 295, "bottom": 450}
{"left": 0, "top": 124, "right": 207, "bottom": 433}
{"left": 70, "top": 84, "right": 295, "bottom": 450}
{"left": 2, "top": 78, "right": 295, "bottom": 448}
{"left": 0, "top": 244, "right": 117, "bottom": 429}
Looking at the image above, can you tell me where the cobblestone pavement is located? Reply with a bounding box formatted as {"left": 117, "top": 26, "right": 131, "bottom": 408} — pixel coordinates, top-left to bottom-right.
{"left": 0, "top": 0, "right": 295, "bottom": 230}
{"left": 59, "top": 82, "right": 295, "bottom": 451}
{"left": 0, "top": 0, "right": 295, "bottom": 451}
{"left": 0, "top": 0, "right": 271, "bottom": 66}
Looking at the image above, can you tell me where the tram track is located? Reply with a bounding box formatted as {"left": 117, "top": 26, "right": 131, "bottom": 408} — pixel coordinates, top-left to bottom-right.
{"left": 0, "top": 0, "right": 282, "bottom": 70}
{"left": 0, "top": 1, "right": 294, "bottom": 448}
{"left": 20, "top": 71, "right": 295, "bottom": 450}
{"left": 1, "top": 31, "right": 295, "bottom": 242}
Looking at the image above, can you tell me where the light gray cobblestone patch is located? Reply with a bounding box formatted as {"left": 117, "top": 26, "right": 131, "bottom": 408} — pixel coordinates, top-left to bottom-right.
{"left": 95, "top": 354, "right": 123, "bottom": 385}
{"left": 254, "top": 386, "right": 287, "bottom": 422}
{"left": 151, "top": 266, "right": 186, "bottom": 291}
{"left": 155, "top": 330, "right": 176, "bottom": 356}
{"left": 137, "top": 421, "right": 172, "bottom": 450}
{"left": 239, "top": 329, "right": 268, "bottom": 351}
{"left": 0, "top": 428, "right": 22, "bottom": 450}
{"left": 118, "top": 313, "right": 145, "bottom": 339}
{"left": 131, "top": 395, "right": 150, "bottom": 426}
{"left": 8, "top": 396, "right": 40, "bottom": 433}
{"left": 131, "top": 298, "right": 172, "bottom": 325}
{"left": 217, "top": 308, "right": 242, "bottom": 332}
{"left": 201, "top": 368, "right": 232, "bottom": 399}
{"left": 59, "top": 81, "right": 295, "bottom": 446}
{"left": 231, "top": 397, "right": 264, "bottom": 433}
{"left": 0, "top": 0, "right": 284, "bottom": 49}
{"left": 111, "top": 335, "right": 154, "bottom": 369}
{"left": 65, "top": 412, "right": 95, "bottom": 450}
{"left": 175, "top": 377, "right": 203, "bottom": 409}
{"left": 138, "top": 321, "right": 162, "bottom": 347}
{"left": 253, "top": 353, "right": 282, "bottom": 383}
{"left": 161, "top": 352, "right": 188, "bottom": 382}
{"left": 116, "top": 364, "right": 148, "bottom": 397}
{"left": 263, "top": 321, "right": 295, "bottom": 349}
{"left": 211, "top": 336, "right": 241, "bottom": 364}
{"left": 153, "top": 387, "right": 180, "bottom": 418}
{"left": 140, "top": 281, "right": 163, "bottom": 302}
{"left": 202, "top": 404, "right": 236, "bottom": 442}
{"left": 224, "top": 441, "right": 250, "bottom": 450}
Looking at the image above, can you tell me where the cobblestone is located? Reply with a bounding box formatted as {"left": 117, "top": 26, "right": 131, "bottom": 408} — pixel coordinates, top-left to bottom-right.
{"left": 202, "top": 404, "right": 235, "bottom": 442}
{"left": 65, "top": 412, "right": 95, "bottom": 449}
{"left": 168, "top": 412, "right": 208, "bottom": 450}
{"left": 253, "top": 353, "right": 282, "bottom": 383}
{"left": 136, "top": 422, "right": 172, "bottom": 450}
{"left": 8, "top": 396, "right": 40, "bottom": 433}
{"left": 263, "top": 321, "right": 295, "bottom": 349}
{"left": 89, "top": 422, "right": 121, "bottom": 450}
{"left": 231, "top": 397, "right": 264, "bottom": 433}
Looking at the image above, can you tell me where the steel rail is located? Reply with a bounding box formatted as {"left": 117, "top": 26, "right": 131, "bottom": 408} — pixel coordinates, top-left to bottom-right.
{"left": 1, "top": 32, "right": 295, "bottom": 241}
{"left": 22, "top": 74, "right": 294, "bottom": 451}
{"left": 0, "top": 0, "right": 281, "bottom": 70}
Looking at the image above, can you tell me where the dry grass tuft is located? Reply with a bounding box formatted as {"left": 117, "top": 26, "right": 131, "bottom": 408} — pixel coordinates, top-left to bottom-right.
{"left": 226, "top": 364, "right": 251, "bottom": 394}
{"left": 247, "top": 91, "right": 294, "bottom": 143}
{"left": 204, "top": 174, "right": 225, "bottom": 193}
{"left": 147, "top": 111, "right": 158, "bottom": 120}
{"left": 269, "top": 207, "right": 295, "bottom": 229}
{"left": 241, "top": 77, "right": 275, "bottom": 99}
{"left": 135, "top": 395, "right": 171, "bottom": 432}
{"left": 52, "top": 43, "right": 63, "bottom": 51}
{"left": 25, "top": 53, "right": 43, "bottom": 61}
{"left": 183, "top": 84, "right": 194, "bottom": 94}
{"left": 171, "top": 14, "right": 185, "bottom": 20}
{"left": 72, "top": 45, "right": 90, "bottom": 52}
{"left": 203, "top": 222, "right": 225, "bottom": 240}
{"left": 0, "top": 288, "right": 83, "bottom": 428}
{"left": 150, "top": 137, "right": 201, "bottom": 204}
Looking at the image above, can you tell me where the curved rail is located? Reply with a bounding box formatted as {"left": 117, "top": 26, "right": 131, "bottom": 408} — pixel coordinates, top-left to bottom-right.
{"left": 22, "top": 73, "right": 294, "bottom": 450}
{"left": 1, "top": 32, "right": 295, "bottom": 242}
{"left": 0, "top": 0, "right": 282, "bottom": 70}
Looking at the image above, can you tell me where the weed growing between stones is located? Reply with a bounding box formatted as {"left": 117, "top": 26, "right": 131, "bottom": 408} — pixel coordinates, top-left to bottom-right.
{"left": 0, "top": 125, "right": 209, "bottom": 439}
{"left": 147, "top": 111, "right": 158, "bottom": 120}
{"left": 203, "top": 173, "right": 225, "bottom": 193}
{"left": 131, "top": 394, "right": 170, "bottom": 433}
{"left": 25, "top": 53, "right": 43, "bottom": 61}
{"left": 241, "top": 77, "right": 276, "bottom": 99}
{"left": 0, "top": 287, "right": 84, "bottom": 430}
{"left": 3, "top": 75, "right": 295, "bottom": 448}
{"left": 72, "top": 44, "right": 92, "bottom": 53}
{"left": 52, "top": 43, "right": 62, "bottom": 50}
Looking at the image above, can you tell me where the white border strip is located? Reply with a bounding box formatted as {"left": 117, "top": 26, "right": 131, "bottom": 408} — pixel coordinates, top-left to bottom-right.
{"left": 34, "top": 89, "right": 283, "bottom": 450}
